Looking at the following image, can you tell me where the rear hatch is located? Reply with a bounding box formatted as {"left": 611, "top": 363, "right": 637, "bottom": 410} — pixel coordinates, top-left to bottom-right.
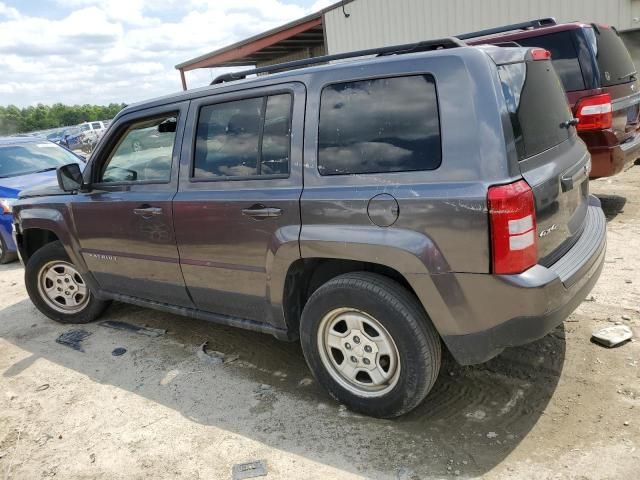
{"left": 586, "top": 25, "right": 640, "bottom": 142}
{"left": 496, "top": 51, "right": 590, "bottom": 265}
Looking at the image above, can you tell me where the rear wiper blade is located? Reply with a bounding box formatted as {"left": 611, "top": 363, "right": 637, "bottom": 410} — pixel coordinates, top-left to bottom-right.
{"left": 618, "top": 71, "right": 637, "bottom": 80}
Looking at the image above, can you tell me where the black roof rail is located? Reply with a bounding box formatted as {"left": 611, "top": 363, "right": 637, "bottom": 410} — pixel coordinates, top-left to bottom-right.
{"left": 456, "top": 17, "right": 557, "bottom": 41}
{"left": 211, "top": 37, "right": 466, "bottom": 85}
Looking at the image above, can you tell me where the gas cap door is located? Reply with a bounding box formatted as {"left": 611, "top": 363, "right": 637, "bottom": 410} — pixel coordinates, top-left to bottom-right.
{"left": 367, "top": 193, "right": 399, "bottom": 227}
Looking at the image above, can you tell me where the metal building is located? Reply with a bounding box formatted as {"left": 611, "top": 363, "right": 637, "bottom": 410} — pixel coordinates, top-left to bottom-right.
{"left": 176, "top": 0, "right": 640, "bottom": 89}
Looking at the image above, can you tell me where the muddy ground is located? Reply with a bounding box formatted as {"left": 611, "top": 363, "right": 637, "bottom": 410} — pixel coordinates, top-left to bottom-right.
{"left": 1, "top": 167, "right": 639, "bottom": 480}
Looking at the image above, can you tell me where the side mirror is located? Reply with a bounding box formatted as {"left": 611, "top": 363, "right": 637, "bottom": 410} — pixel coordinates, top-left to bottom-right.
{"left": 158, "top": 119, "right": 177, "bottom": 133}
{"left": 57, "top": 163, "right": 84, "bottom": 192}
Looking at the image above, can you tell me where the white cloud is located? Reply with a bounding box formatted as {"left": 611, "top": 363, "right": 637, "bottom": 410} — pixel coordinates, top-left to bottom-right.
{"left": 0, "top": 0, "right": 325, "bottom": 108}
{"left": 0, "top": 2, "right": 19, "bottom": 20}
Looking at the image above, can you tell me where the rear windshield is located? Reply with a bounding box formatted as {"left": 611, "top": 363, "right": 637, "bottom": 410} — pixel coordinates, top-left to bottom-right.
{"left": 588, "top": 26, "right": 637, "bottom": 86}
{"left": 498, "top": 59, "right": 574, "bottom": 160}
{"left": 516, "top": 32, "right": 585, "bottom": 92}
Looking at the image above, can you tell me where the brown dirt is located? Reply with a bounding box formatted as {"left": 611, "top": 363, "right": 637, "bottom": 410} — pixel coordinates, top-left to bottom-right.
{"left": 0, "top": 167, "right": 639, "bottom": 479}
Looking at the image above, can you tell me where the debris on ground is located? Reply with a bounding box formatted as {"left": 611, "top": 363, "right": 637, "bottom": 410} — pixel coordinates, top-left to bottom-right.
{"left": 35, "top": 384, "right": 50, "bottom": 392}
{"left": 231, "top": 460, "right": 267, "bottom": 480}
{"left": 99, "top": 320, "right": 166, "bottom": 337}
{"left": 486, "top": 432, "right": 498, "bottom": 439}
{"left": 591, "top": 325, "right": 633, "bottom": 348}
{"left": 55, "top": 329, "right": 92, "bottom": 352}
{"left": 111, "top": 347, "right": 127, "bottom": 357}
{"left": 196, "top": 342, "right": 239, "bottom": 364}
{"left": 196, "top": 342, "right": 225, "bottom": 364}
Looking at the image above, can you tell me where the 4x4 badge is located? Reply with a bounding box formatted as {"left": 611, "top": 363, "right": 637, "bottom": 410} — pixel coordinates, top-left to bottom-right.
{"left": 539, "top": 224, "right": 559, "bottom": 238}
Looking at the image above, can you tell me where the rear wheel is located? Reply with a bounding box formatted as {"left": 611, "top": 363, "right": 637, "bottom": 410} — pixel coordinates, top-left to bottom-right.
{"left": 300, "top": 272, "right": 441, "bottom": 418}
{"left": 25, "top": 241, "right": 110, "bottom": 324}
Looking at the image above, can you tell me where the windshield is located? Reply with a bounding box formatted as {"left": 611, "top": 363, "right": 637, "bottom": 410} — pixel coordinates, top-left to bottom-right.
{"left": 0, "top": 142, "right": 79, "bottom": 178}
{"left": 63, "top": 128, "right": 80, "bottom": 137}
{"left": 586, "top": 26, "right": 637, "bottom": 86}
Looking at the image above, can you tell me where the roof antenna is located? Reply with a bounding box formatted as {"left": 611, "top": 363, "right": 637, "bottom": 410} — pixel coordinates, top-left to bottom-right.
{"left": 342, "top": 1, "right": 350, "bottom": 18}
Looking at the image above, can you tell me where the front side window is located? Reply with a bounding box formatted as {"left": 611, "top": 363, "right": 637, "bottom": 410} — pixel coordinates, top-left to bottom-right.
{"left": 318, "top": 75, "right": 441, "bottom": 175}
{"left": 193, "top": 93, "right": 292, "bottom": 179}
{"left": 99, "top": 115, "right": 177, "bottom": 183}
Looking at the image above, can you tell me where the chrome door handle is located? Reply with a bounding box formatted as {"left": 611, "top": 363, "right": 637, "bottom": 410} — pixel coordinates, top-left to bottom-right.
{"left": 133, "top": 207, "right": 163, "bottom": 217}
{"left": 241, "top": 205, "right": 283, "bottom": 218}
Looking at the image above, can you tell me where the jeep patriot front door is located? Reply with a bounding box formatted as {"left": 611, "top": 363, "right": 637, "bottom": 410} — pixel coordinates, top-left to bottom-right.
{"left": 174, "top": 83, "right": 305, "bottom": 326}
{"left": 70, "top": 103, "right": 193, "bottom": 307}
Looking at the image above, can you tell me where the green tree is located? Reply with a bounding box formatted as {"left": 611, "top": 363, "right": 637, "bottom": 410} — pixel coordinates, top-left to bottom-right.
{"left": 0, "top": 103, "right": 127, "bottom": 136}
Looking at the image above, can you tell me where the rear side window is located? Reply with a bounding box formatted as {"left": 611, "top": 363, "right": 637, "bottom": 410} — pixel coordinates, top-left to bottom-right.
{"left": 516, "top": 32, "right": 585, "bottom": 91}
{"left": 499, "top": 60, "right": 573, "bottom": 160}
{"left": 318, "top": 75, "right": 441, "bottom": 175}
{"left": 194, "top": 93, "right": 292, "bottom": 179}
{"left": 590, "top": 27, "right": 637, "bottom": 86}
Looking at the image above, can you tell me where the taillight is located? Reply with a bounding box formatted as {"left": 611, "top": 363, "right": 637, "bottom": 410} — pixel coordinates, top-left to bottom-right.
{"left": 488, "top": 180, "right": 537, "bottom": 275}
{"left": 530, "top": 48, "right": 551, "bottom": 61}
{"left": 575, "top": 94, "right": 613, "bottom": 131}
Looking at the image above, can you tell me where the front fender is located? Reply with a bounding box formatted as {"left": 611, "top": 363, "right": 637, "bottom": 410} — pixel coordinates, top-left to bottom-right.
{"left": 16, "top": 205, "right": 104, "bottom": 299}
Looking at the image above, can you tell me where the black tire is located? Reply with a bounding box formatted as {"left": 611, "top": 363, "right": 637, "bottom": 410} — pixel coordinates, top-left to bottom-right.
{"left": 300, "top": 272, "right": 441, "bottom": 418}
{"left": 0, "top": 234, "right": 17, "bottom": 264}
{"left": 25, "top": 241, "right": 110, "bottom": 324}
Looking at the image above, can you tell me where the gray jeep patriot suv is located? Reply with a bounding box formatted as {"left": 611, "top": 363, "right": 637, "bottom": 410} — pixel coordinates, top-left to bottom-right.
{"left": 13, "top": 38, "right": 606, "bottom": 418}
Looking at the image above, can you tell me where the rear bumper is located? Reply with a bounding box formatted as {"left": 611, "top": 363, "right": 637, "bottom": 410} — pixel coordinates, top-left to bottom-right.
{"left": 0, "top": 214, "right": 16, "bottom": 253}
{"left": 440, "top": 196, "right": 606, "bottom": 365}
{"left": 588, "top": 132, "right": 640, "bottom": 178}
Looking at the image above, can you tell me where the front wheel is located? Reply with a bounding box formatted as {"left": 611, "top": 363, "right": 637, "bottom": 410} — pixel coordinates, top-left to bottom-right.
{"left": 300, "top": 272, "right": 441, "bottom": 418}
{"left": 25, "top": 241, "right": 110, "bottom": 324}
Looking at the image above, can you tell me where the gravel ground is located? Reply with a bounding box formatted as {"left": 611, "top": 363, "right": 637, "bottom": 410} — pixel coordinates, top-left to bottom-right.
{"left": 0, "top": 167, "right": 639, "bottom": 480}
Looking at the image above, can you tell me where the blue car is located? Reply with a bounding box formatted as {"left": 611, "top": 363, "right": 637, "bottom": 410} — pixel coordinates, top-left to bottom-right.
{"left": 0, "top": 137, "right": 83, "bottom": 263}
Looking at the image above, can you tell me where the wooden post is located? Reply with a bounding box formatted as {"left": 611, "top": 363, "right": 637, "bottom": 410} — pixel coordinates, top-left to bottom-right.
{"left": 179, "top": 69, "right": 187, "bottom": 91}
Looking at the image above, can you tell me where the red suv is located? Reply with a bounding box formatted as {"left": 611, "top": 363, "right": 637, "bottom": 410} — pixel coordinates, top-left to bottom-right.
{"left": 463, "top": 18, "right": 640, "bottom": 178}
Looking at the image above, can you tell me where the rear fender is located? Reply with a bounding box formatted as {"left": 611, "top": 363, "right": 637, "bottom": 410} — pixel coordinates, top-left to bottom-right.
{"left": 296, "top": 225, "right": 458, "bottom": 336}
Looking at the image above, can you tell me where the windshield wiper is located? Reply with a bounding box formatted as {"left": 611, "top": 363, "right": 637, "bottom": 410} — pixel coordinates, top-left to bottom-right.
{"left": 618, "top": 70, "right": 637, "bottom": 81}
{"left": 32, "top": 167, "right": 59, "bottom": 174}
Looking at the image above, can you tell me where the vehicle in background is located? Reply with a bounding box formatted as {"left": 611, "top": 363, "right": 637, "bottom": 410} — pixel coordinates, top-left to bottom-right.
{"left": 12, "top": 40, "right": 606, "bottom": 418}
{"left": 0, "top": 137, "right": 84, "bottom": 263}
{"left": 464, "top": 18, "right": 640, "bottom": 178}
{"left": 45, "top": 127, "right": 68, "bottom": 145}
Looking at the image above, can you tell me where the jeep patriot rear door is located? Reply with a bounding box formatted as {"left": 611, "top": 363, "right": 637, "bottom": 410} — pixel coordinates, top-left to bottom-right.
{"left": 71, "top": 102, "right": 193, "bottom": 307}
{"left": 174, "top": 83, "right": 304, "bottom": 326}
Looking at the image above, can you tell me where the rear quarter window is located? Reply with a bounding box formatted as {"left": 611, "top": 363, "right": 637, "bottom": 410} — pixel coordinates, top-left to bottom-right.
{"left": 318, "top": 75, "right": 441, "bottom": 175}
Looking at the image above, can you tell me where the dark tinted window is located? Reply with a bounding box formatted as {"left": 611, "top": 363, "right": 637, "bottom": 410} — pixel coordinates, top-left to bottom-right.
{"left": 261, "top": 94, "right": 292, "bottom": 175}
{"left": 318, "top": 75, "right": 441, "bottom": 175}
{"left": 517, "top": 32, "right": 585, "bottom": 91}
{"left": 194, "top": 94, "right": 292, "bottom": 179}
{"left": 499, "top": 60, "right": 574, "bottom": 160}
{"left": 100, "top": 115, "right": 177, "bottom": 183}
{"left": 592, "top": 27, "right": 637, "bottom": 86}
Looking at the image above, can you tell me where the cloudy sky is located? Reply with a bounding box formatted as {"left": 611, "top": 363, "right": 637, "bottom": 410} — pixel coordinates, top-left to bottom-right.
{"left": 0, "top": 0, "right": 333, "bottom": 107}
